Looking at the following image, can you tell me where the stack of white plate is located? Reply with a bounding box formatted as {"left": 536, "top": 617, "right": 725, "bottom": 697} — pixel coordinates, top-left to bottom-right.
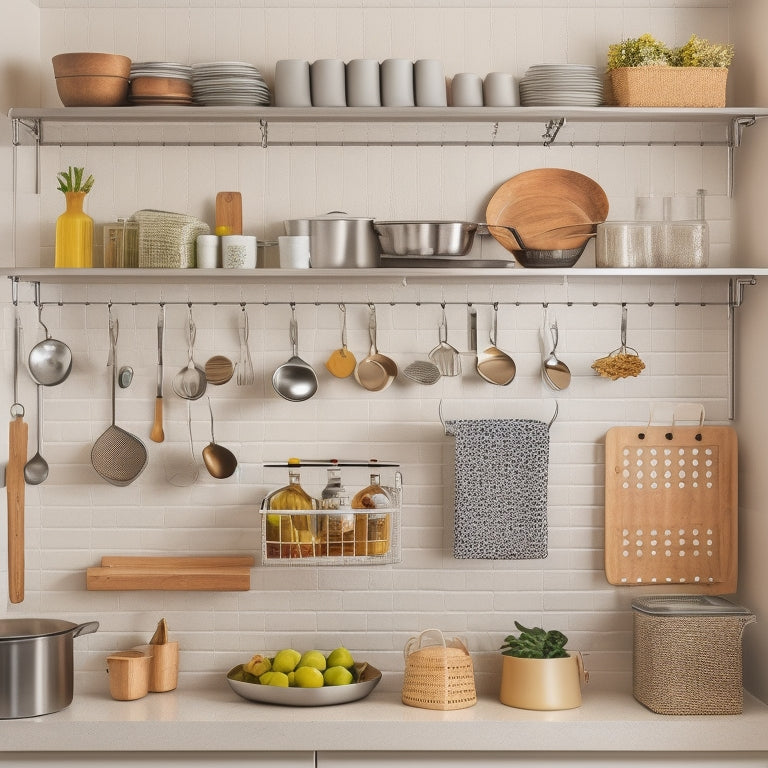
{"left": 519, "top": 64, "right": 603, "bottom": 107}
{"left": 129, "top": 62, "right": 194, "bottom": 105}
{"left": 191, "top": 61, "right": 270, "bottom": 106}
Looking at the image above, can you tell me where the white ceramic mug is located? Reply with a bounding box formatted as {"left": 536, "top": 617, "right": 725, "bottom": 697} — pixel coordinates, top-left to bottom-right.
{"left": 278, "top": 235, "right": 311, "bottom": 268}
{"left": 310, "top": 59, "right": 347, "bottom": 107}
{"left": 196, "top": 234, "right": 219, "bottom": 268}
{"left": 274, "top": 59, "right": 312, "bottom": 107}
{"left": 483, "top": 72, "right": 519, "bottom": 106}
{"left": 346, "top": 59, "right": 381, "bottom": 107}
{"left": 414, "top": 59, "right": 447, "bottom": 106}
{"left": 380, "top": 58, "right": 415, "bottom": 106}
{"left": 221, "top": 235, "right": 258, "bottom": 269}
{"left": 451, "top": 73, "right": 483, "bottom": 107}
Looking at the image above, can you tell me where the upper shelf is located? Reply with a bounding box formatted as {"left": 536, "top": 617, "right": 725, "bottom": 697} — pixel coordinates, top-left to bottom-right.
{"left": 9, "top": 105, "right": 768, "bottom": 148}
{"left": 4, "top": 267, "right": 767, "bottom": 285}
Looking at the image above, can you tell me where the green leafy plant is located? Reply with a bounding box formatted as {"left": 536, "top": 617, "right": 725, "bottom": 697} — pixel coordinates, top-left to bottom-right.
{"left": 607, "top": 33, "right": 673, "bottom": 70}
{"left": 607, "top": 33, "right": 734, "bottom": 70}
{"left": 500, "top": 622, "right": 569, "bottom": 659}
{"left": 672, "top": 34, "right": 734, "bottom": 68}
{"left": 56, "top": 166, "right": 94, "bottom": 194}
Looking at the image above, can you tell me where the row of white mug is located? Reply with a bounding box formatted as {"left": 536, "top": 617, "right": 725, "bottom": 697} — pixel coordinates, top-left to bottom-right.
{"left": 196, "top": 234, "right": 310, "bottom": 269}
{"left": 274, "top": 58, "right": 519, "bottom": 108}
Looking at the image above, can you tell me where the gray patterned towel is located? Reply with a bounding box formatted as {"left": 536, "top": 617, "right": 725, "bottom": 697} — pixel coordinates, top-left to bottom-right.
{"left": 445, "top": 418, "right": 549, "bottom": 560}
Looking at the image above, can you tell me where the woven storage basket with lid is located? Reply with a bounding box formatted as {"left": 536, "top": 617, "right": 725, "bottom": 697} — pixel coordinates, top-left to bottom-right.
{"left": 133, "top": 209, "right": 210, "bottom": 268}
{"left": 632, "top": 595, "right": 755, "bottom": 715}
{"left": 401, "top": 629, "right": 476, "bottom": 710}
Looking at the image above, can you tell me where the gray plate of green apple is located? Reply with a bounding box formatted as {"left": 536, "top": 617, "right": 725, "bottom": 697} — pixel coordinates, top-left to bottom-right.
{"left": 227, "top": 659, "right": 382, "bottom": 707}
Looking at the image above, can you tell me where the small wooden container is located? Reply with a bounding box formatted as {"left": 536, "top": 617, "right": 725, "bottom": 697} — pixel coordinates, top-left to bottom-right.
{"left": 143, "top": 642, "right": 180, "bottom": 692}
{"left": 106, "top": 650, "right": 151, "bottom": 701}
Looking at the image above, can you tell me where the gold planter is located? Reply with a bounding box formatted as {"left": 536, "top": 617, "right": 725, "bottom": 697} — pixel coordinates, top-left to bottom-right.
{"left": 610, "top": 66, "right": 728, "bottom": 108}
{"left": 499, "top": 653, "right": 587, "bottom": 711}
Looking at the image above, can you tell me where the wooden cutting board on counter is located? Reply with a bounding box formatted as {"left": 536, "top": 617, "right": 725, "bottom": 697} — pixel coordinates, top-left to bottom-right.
{"left": 604, "top": 425, "right": 737, "bottom": 593}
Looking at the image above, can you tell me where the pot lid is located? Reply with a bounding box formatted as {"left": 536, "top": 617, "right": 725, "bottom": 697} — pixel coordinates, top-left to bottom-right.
{"left": 303, "top": 211, "right": 374, "bottom": 221}
{"left": 0, "top": 618, "right": 78, "bottom": 640}
{"left": 631, "top": 595, "right": 753, "bottom": 616}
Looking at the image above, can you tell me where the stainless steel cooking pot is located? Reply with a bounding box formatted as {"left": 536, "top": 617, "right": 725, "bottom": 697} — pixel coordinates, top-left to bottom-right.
{"left": 0, "top": 618, "right": 98, "bottom": 718}
{"left": 373, "top": 220, "right": 478, "bottom": 257}
{"left": 284, "top": 212, "right": 380, "bottom": 268}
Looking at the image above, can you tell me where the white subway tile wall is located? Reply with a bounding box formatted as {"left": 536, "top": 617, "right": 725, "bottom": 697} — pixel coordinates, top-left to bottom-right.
{"left": 3, "top": 0, "right": 735, "bottom": 693}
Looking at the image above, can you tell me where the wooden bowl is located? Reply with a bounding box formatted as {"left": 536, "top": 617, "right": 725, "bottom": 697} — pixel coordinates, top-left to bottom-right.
{"left": 55, "top": 75, "right": 129, "bottom": 107}
{"left": 130, "top": 76, "right": 193, "bottom": 99}
{"left": 53, "top": 52, "right": 131, "bottom": 78}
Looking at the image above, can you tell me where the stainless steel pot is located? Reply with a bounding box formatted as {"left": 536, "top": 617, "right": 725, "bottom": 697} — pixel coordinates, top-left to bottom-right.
{"left": 284, "top": 212, "right": 380, "bottom": 268}
{"left": 373, "top": 220, "right": 478, "bottom": 257}
{"left": 0, "top": 618, "right": 98, "bottom": 718}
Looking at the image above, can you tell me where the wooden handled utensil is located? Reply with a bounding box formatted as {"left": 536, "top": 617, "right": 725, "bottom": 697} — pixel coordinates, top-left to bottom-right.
{"left": 8, "top": 313, "right": 28, "bottom": 603}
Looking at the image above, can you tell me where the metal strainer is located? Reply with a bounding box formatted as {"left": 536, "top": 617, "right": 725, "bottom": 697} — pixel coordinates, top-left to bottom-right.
{"left": 91, "top": 314, "right": 148, "bottom": 486}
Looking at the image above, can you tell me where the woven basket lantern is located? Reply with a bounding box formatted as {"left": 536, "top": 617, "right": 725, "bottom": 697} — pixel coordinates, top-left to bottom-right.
{"left": 401, "top": 629, "right": 477, "bottom": 711}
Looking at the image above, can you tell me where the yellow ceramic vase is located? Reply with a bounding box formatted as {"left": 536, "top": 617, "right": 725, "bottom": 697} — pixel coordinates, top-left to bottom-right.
{"left": 55, "top": 191, "right": 93, "bottom": 268}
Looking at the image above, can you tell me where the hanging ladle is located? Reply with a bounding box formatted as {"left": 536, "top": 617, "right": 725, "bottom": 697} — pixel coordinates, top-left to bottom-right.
{"left": 272, "top": 304, "right": 319, "bottom": 402}
{"left": 201, "top": 398, "right": 238, "bottom": 479}
{"left": 28, "top": 304, "right": 73, "bottom": 387}
{"left": 23, "top": 384, "right": 49, "bottom": 485}
{"left": 172, "top": 306, "right": 207, "bottom": 400}
{"left": 541, "top": 317, "right": 571, "bottom": 391}
{"left": 470, "top": 304, "right": 516, "bottom": 386}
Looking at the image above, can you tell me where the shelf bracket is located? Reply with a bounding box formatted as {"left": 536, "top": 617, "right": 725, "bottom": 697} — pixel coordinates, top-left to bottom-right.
{"left": 727, "top": 276, "right": 757, "bottom": 421}
{"left": 259, "top": 119, "right": 268, "bottom": 149}
{"left": 542, "top": 118, "right": 565, "bottom": 147}
{"left": 12, "top": 117, "right": 41, "bottom": 194}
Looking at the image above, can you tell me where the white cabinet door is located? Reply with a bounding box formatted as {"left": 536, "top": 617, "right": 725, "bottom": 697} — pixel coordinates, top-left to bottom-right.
{"left": 318, "top": 751, "right": 768, "bottom": 767}
{"left": 0, "top": 753, "right": 314, "bottom": 768}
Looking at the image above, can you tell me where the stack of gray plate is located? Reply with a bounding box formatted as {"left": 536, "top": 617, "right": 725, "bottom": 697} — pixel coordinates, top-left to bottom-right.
{"left": 519, "top": 64, "right": 603, "bottom": 106}
{"left": 191, "top": 61, "right": 270, "bottom": 106}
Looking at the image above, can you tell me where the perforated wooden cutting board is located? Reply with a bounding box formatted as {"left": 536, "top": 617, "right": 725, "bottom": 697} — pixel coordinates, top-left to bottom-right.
{"left": 604, "top": 425, "right": 737, "bottom": 593}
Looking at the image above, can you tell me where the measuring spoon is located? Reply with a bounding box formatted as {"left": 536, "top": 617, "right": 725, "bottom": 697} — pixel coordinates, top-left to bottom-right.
{"left": 325, "top": 303, "right": 357, "bottom": 378}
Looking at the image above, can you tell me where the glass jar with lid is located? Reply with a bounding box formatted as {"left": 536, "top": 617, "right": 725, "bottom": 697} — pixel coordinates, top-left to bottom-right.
{"left": 319, "top": 466, "right": 354, "bottom": 556}
{"left": 351, "top": 473, "right": 392, "bottom": 556}
{"left": 263, "top": 467, "right": 318, "bottom": 558}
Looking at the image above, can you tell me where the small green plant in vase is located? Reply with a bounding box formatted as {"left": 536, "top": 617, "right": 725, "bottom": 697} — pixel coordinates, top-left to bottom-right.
{"left": 499, "top": 622, "right": 586, "bottom": 710}
{"left": 500, "top": 622, "right": 569, "bottom": 659}
{"left": 55, "top": 166, "right": 95, "bottom": 268}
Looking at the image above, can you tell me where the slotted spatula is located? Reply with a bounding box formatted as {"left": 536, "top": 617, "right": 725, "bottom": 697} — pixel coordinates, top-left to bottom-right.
{"left": 429, "top": 308, "right": 461, "bottom": 377}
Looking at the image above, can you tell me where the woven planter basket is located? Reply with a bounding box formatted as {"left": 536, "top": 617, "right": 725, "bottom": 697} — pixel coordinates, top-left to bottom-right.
{"left": 134, "top": 209, "right": 210, "bottom": 269}
{"left": 610, "top": 66, "right": 728, "bottom": 108}
{"left": 401, "top": 629, "right": 477, "bottom": 711}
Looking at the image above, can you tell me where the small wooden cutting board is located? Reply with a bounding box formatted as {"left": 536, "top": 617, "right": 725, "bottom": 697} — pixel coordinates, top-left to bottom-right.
{"left": 215, "top": 191, "right": 242, "bottom": 235}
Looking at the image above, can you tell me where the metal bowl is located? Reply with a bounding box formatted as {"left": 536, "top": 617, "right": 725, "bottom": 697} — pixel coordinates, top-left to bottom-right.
{"left": 373, "top": 221, "right": 478, "bottom": 257}
{"left": 512, "top": 241, "right": 589, "bottom": 268}
{"left": 226, "top": 662, "right": 382, "bottom": 707}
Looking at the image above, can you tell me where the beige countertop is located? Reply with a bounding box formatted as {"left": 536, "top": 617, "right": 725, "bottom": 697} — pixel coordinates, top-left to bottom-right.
{"left": 3, "top": 674, "right": 768, "bottom": 754}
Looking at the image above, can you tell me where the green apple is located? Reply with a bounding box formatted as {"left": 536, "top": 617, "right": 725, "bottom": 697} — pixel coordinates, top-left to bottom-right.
{"left": 324, "top": 665, "right": 354, "bottom": 686}
{"left": 258, "top": 671, "right": 275, "bottom": 685}
{"left": 298, "top": 650, "right": 327, "bottom": 671}
{"left": 266, "top": 671, "right": 290, "bottom": 687}
{"left": 272, "top": 648, "right": 301, "bottom": 673}
{"left": 326, "top": 647, "right": 355, "bottom": 669}
{"left": 294, "top": 666, "right": 325, "bottom": 688}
